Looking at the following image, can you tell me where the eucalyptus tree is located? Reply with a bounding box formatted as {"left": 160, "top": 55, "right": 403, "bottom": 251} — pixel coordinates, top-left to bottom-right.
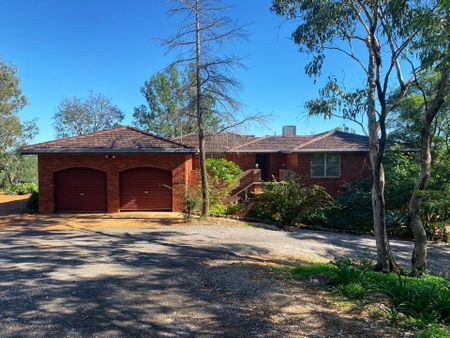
{"left": 133, "top": 64, "right": 223, "bottom": 138}
{"left": 405, "top": 1, "right": 449, "bottom": 275}
{"left": 160, "top": 0, "right": 253, "bottom": 217}
{"left": 0, "top": 60, "right": 37, "bottom": 186}
{"left": 271, "top": 0, "right": 441, "bottom": 272}
{"left": 53, "top": 91, "right": 124, "bottom": 137}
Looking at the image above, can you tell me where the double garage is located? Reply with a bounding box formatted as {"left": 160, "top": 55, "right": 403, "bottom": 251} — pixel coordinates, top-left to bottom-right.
{"left": 54, "top": 167, "right": 173, "bottom": 213}
{"left": 19, "top": 126, "right": 197, "bottom": 214}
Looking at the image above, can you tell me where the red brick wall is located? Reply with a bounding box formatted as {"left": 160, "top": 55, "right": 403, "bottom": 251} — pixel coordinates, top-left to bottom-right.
{"left": 38, "top": 153, "right": 192, "bottom": 214}
{"left": 291, "top": 152, "right": 370, "bottom": 196}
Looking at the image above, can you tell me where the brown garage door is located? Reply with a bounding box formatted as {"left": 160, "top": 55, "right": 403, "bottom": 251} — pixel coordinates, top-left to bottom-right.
{"left": 119, "top": 167, "right": 172, "bottom": 211}
{"left": 54, "top": 167, "right": 107, "bottom": 213}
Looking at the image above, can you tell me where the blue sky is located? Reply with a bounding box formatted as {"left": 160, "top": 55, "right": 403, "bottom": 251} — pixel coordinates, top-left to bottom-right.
{"left": 1, "top": 0, "right": 365, "bottom": 143}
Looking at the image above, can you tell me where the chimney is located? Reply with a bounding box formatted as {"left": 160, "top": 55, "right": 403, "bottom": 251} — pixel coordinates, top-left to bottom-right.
{"left": 282, "top": 125, "right": 296, "bottom": 137}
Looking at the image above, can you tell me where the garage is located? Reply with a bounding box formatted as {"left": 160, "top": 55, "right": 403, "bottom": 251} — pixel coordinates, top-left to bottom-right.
{"left": 54, "top": 167, "right": 107, "bottom": 213}
{"left": 119, "top": 167, "right": 172, "bottom": 211}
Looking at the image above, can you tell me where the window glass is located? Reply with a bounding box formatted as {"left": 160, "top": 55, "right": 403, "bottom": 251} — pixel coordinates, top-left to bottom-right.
{"left": 310, "top": 154, "right": 325, "bottom": 177}
{"left": 310, "top": 153, "right": 340, "bottom": 177}
{"left": 326, "top": 153, "right": 340, "bottom": 176}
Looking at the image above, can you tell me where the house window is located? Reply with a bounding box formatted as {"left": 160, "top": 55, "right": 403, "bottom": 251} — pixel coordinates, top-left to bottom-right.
{"left": 310, "top": 153, "right": 340, "bottom": 177}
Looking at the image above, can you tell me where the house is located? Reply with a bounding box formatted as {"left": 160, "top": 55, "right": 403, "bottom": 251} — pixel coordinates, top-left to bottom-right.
{"left": 20, "top": 125, "right": 371, "bottom": 214}
{"left": 174, "top": 126, "right": 371, "bottom": 197}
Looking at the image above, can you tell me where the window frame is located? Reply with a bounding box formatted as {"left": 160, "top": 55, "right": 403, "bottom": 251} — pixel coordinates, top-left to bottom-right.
{"left": 309, "top": 153, "right": 341, "bottom": 178}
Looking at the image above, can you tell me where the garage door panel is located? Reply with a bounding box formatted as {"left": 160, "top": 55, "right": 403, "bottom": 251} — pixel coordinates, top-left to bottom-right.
{"left": 55, "top": 168, "right": 107, "bottom": 213}
{"left": 120, "top": 167, "right": 172, "bottom": 211}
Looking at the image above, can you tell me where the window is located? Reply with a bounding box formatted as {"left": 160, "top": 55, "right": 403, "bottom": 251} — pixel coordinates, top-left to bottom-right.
{"left": 310, "top": 153, "right": 340, "bottom": 177}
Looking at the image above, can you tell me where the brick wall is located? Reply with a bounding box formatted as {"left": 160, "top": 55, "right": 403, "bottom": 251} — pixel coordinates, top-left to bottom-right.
{"left": 291, "top": 152, "right": 370, "bottom": 196}
{"left": 38, "top": 153, "right": 192, "bottom": 214}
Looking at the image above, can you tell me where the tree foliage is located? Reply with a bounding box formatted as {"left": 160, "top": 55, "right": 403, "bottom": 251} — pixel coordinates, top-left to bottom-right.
{"left": 0, "top": 60, "right": 38, "bottom": 189}
{"left": 206, "top": 158, "right": 242, "bottom": 214}
{"left": 271, "top": 0, "right": 448, "bottom": 272}
{"left": 53, "top": 91, "right": 124, "bottom": 137}
{"left": 133, "top": 64, "right": 223, "bottom": 138}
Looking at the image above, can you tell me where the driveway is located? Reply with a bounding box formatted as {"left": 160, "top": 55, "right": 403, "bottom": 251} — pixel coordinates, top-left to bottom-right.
{"left": 0, "top": 214, "right": 448, "bottom": 337}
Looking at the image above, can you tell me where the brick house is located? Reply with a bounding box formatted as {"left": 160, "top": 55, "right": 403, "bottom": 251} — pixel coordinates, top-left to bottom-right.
{"left": 20, "top": 125, "right": 371, "bottom": 214}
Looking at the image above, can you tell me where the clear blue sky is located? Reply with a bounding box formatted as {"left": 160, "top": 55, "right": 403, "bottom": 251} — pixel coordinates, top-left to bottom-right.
{"left": 1, "top": 0, "right": 365, "bottom": 143}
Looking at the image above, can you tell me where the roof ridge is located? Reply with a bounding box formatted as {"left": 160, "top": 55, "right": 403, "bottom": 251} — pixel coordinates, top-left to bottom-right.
{"left": 293, "top": 130, "right": 336, "bottom": 151}
{"left": 228, "top": 135, "right": 269, "bottom": 151}
{"left": 123, "top": 126, "right": 194, "bottom": 149}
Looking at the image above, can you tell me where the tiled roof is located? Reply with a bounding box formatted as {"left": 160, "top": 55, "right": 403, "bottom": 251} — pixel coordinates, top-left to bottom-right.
{"left": 295, "top": 131, "right": 369, "bottom": 152}
{"left": 20, "top": 126, "right": 197, "bottom": 154}
{"left": 173, "top": 130, "right": 370, "bottom": 153}
{"left": 232, "top": 135, "right": 316, "bottom": 152}
{"left": 173, "top": 132, "right": 256, "bottom": 152}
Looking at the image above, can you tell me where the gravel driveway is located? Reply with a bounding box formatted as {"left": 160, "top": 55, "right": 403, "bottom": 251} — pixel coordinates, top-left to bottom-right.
{"left": 0, "top": 214, "right": 448, "bottom": 337}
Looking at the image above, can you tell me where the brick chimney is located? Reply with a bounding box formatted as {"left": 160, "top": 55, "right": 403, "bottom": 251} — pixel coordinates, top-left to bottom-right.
{"left": 282, "top": 125, "right": 296, "bottom": 137}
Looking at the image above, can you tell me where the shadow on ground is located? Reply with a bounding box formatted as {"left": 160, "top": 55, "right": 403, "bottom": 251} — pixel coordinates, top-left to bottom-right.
{"left": 0, "top": 221, "right": 390, "bottom": 337}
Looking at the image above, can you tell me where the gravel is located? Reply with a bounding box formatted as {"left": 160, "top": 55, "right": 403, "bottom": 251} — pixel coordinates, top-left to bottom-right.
{"left": 0, "top": 216, "right": 448, "bottom": 337}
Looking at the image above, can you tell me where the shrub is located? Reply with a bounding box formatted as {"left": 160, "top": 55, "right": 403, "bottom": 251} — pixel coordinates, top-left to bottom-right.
{"left": 25, "top": 192, "right": 39, "bottom": 213}
{"left": 417, "top": 324, "right": 450, "bottom": 338}
{"left": 328, "top": 177, "right": 373, "bottom": 232}
{"left": 225, "top": 202, "right": 246, "bottom": 215}
{"left": 249, "top": 173, "right": 333, "bottom": 226}
{"left": 206, "top": 158, "right": 242, "bottom": 214}
{"left": 5, "top": 182, "right": 38, "bottom": 195}
{"left": 340, "top": 282, "right": 366, "bottom": 299}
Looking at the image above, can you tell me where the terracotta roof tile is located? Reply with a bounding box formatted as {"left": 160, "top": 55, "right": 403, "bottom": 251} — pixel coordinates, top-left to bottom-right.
{"left": 173, "top": 132, "right": 256, "bottom": 152}
{"left": 20, "top": 126, "right": 197, "bottom": 154}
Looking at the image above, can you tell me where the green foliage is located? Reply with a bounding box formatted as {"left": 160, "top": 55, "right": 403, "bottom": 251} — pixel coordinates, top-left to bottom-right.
{"left": 0, "top": 59, "right": 38, "bottom": 189}
{"left": 283, "top": 257, "right": 450, "bottom": 327}
{"left": 133, "top": 64, "right": 223, "bottom": 138}
{"left": 330, "top": 256, "right": 372, "bottom": 285}
{"left": 178, "top": 186, "right": 200, "bottom": 221}
{"left": 249, "top": 173, "right": 333, "bottom": 226}
{"left": 0, "top": 155, "right": 37, "bottom": 191}
{"left": 285, "top": 263, "right": 336, "bottom": 279}
{"left": 206, "top": 158, "right": 242, "bottom": 214}
{"left": 5, "top": 182, "right": 38, "bottom": 195}
{"left": 340, "top": 282, "right": 366, "bottom": 299}
{"left": 53, "top": 91, "right": 124, "bottom": 138}
{"left": 417, "top": 324, "right": 450, "bottom": 338}
{"left": 225, "top": 202, "right": 246, "bottom": 215}
{"left": 328, "top": 147, "right": 449, "bottom": 241}
{"left": 25, "top": 192, "right": 39, "bottom": 213}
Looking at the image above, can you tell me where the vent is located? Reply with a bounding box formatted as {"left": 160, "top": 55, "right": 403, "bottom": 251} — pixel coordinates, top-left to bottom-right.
{"left": 282, "top": 125, "right": 296, "bottom": 137}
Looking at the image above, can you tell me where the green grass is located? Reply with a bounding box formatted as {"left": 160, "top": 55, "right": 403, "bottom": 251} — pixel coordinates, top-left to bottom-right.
{"left": 284, "top": 263, "right": 336, "bottom": 279}
{"left": 277, "top": 258, "right": 450, "bottom": 336}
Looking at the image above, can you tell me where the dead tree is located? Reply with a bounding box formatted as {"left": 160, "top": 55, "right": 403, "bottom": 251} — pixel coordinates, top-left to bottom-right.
{"left": 161, "top": 0, "right": 255, "bottom": 217}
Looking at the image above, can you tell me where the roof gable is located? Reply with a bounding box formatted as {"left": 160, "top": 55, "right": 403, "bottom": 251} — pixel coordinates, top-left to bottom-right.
{"left": 20, "top": 126, "right": 197, "bottom": 154}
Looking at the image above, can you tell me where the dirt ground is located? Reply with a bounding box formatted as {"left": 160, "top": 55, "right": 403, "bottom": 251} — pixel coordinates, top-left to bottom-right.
{"left": 0, "top": 196, "right": 448, "bottom": 337}
{"left": 0, "top": 192, "right": 30, "bottom": 216}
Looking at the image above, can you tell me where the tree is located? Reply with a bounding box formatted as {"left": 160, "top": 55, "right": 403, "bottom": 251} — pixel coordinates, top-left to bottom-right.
{"left": 133, "top": 64, "right": 223, "bottom": 138}
{"left": 406, "top": 8, "right": 449, "bottom": 274}
{"left": 0, "top": 60, "right": 37, "bottom": 187}
{"left": 53, "top": 91, "right": 124, "bottom": 137}
{"left": 161, "top": 0, "right": 257, "bottom": 217}
{"left": 271, "top": 0, "right": 435, "bottom": 272}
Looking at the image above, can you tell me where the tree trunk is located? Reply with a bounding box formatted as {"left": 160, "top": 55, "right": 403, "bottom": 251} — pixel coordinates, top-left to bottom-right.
{"left": 367, "top": 33, "right": 397, "bottom": 272}
{"left": 408, "top": 68, "right": 449, "bottom": 275}
{"left": 195, "top": 0, "right": 209, "bottom": 217}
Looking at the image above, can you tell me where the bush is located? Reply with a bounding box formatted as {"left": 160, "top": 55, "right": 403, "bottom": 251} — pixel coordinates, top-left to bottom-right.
{"left": 282, "top": 256, "right": 450, "bottom": 327}
{"left": 206, "top": 158, "right": 242, "bottom": 214}
{"left": 249, "top": 173, "right": 333, "bottom": 226}
{"left": 25, "top": 192, "right": 39, "bottom": 213}
{"left": 417, "top": 324, "right": 450, "bottom": 338}
{"left": 340, "top": 282, "right": 366, "bottom": 299}
{"left": 5, "top": 182, "right": 38, "bottom": 195}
